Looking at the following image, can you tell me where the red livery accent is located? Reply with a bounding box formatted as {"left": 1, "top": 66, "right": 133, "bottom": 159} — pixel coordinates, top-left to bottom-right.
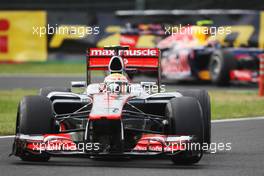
{"left": 230, "top": 70, "right": 255, "bottom": 82}
{"left": 133, "top": 134, "right": 188, "bottom": 152}
{"left": 89, "top": 57, "right": 159, "bottom": 70}
{"left": 87, "top": 48, "right": 160, "bottom": 71}
{"left": 89, "top": 48, "right": 159, "bottom": 57}
{"left": 26, "top": 134, "right": 75, "bottom": 151}
{"left": 120, "top": 35, "right": 139, "bottom": 47}
{"left": 89, "top": 114, "right": 121, "bottom": 120}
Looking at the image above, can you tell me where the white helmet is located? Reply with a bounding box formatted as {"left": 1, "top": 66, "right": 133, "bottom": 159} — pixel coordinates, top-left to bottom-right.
{"left": 104, "top": 73, "right": 129, "bottom": 94}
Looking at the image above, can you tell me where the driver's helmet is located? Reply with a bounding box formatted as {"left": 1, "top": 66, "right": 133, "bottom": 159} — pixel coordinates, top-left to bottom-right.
{"left": 193, "top": 19, "right": 214, "bottom": 45}
{"left": 104, "top": 73, "right": 129, "bottom": 93}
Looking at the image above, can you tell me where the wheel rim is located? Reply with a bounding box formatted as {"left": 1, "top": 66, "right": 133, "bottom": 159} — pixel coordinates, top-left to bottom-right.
{"left": 210, "top": 56, "right": 221, "bottom": 79}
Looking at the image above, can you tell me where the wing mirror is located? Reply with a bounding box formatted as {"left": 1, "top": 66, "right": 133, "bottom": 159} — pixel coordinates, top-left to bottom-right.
{"left": 140, "top": 82, "right": 157, "bottom": 87}
{"left": 71, "top": 81, "right": 86, "bottom": 88}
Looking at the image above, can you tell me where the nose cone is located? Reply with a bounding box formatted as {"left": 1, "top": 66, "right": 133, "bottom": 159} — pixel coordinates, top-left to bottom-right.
{"left": 109, "top": 56, "right": 124, "bottom": 73}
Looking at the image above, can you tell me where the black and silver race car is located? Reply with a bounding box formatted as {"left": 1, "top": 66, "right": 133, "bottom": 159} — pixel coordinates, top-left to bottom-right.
{"left": 11, "top": 46, "right": 211, "bottom": 164}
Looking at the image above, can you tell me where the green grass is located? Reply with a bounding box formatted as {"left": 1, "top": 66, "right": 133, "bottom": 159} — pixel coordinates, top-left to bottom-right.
{"left": 210, "top": 90, "right": 264, "bottom": 119}
{"left": 0, "top": 62, "right": 104, "bottom": 76}
{"left": 0, "top": 89, "right": 264, "bottom": 135}
{"left": 0, "top": 62, "right": 86, "bottom": 74}
{"left": 0, "top": 89, "right": 37, "bottom": 135}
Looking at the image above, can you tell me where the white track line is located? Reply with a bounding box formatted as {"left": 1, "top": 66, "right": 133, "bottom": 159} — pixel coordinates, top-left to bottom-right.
{"left": 0, "top": 116, "right": 263, "bottom": 139}
{"left": 0, "top": 74, "right": 84, "bottom": 78}
{"left": 0, "top": 135, "right": 14, "bottom": 139}
{"left": 212, "top": 116, "right": 264, "bottom": 123}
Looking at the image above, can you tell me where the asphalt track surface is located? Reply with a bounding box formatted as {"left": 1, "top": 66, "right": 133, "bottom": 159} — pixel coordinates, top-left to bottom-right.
{"left": 0, "top": 75, "right": 258, "bottom": 90}
{"left": 0, "top": 119, "right": 264, "bottom": 176}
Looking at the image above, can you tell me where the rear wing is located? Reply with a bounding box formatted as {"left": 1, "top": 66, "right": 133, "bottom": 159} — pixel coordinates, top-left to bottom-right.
{"left": 86, "top": 47, "right": 161, "bottom": 92}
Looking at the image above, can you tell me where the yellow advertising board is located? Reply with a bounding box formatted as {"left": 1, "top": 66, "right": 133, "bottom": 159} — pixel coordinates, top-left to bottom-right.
{"left": 259, "top": 12, "right": 264, "bottom": 49}
{"left": 0, "top": 11, "right": 47, "bottom": 62}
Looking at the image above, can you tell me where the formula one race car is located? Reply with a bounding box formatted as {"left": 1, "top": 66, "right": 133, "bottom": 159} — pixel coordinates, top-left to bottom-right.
{"left": 11, "top": 46, "right": 211, "bottom": 164}
{"left": 119, "top": 22, "right": 263, "bottom": 86}
{"left": 158, "top": 30, "right": 263, "bottom": 85}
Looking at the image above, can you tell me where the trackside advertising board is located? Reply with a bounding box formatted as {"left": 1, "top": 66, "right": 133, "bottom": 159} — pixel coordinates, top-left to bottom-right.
{"left": 0, "top": 11, "right": 47, "bottom": 62}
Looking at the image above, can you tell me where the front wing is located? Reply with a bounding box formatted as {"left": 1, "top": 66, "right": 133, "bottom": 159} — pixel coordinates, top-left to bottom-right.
{"left": 12, "top": 133, "right": 194, "bottom": 158}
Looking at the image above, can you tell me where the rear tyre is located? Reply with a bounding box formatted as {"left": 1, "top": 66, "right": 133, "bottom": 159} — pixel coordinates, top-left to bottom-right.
{"left": 177, "top": 90, "right": 211, "bottom": 145}
{"left": 39, "top": 87, "right": 71, "bottom": 97}
{"left": 209, "top": 50, "right": 236, "bottom": 86}
{"left": 166, "top": 97, "right": 204, "bottom": 164}
{"left": 16, "top": 96, "right": 56, "bottom": 161}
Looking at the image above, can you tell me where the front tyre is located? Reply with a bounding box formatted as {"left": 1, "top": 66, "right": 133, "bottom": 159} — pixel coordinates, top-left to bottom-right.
{"left": 16, "top": 96, "right": 56, "bottom": 161}
{"left": 177, "top": 90, "right": 211, "bottom": 145}
{"left": 166, "top": 97, "right": 204, "bottom": 164}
